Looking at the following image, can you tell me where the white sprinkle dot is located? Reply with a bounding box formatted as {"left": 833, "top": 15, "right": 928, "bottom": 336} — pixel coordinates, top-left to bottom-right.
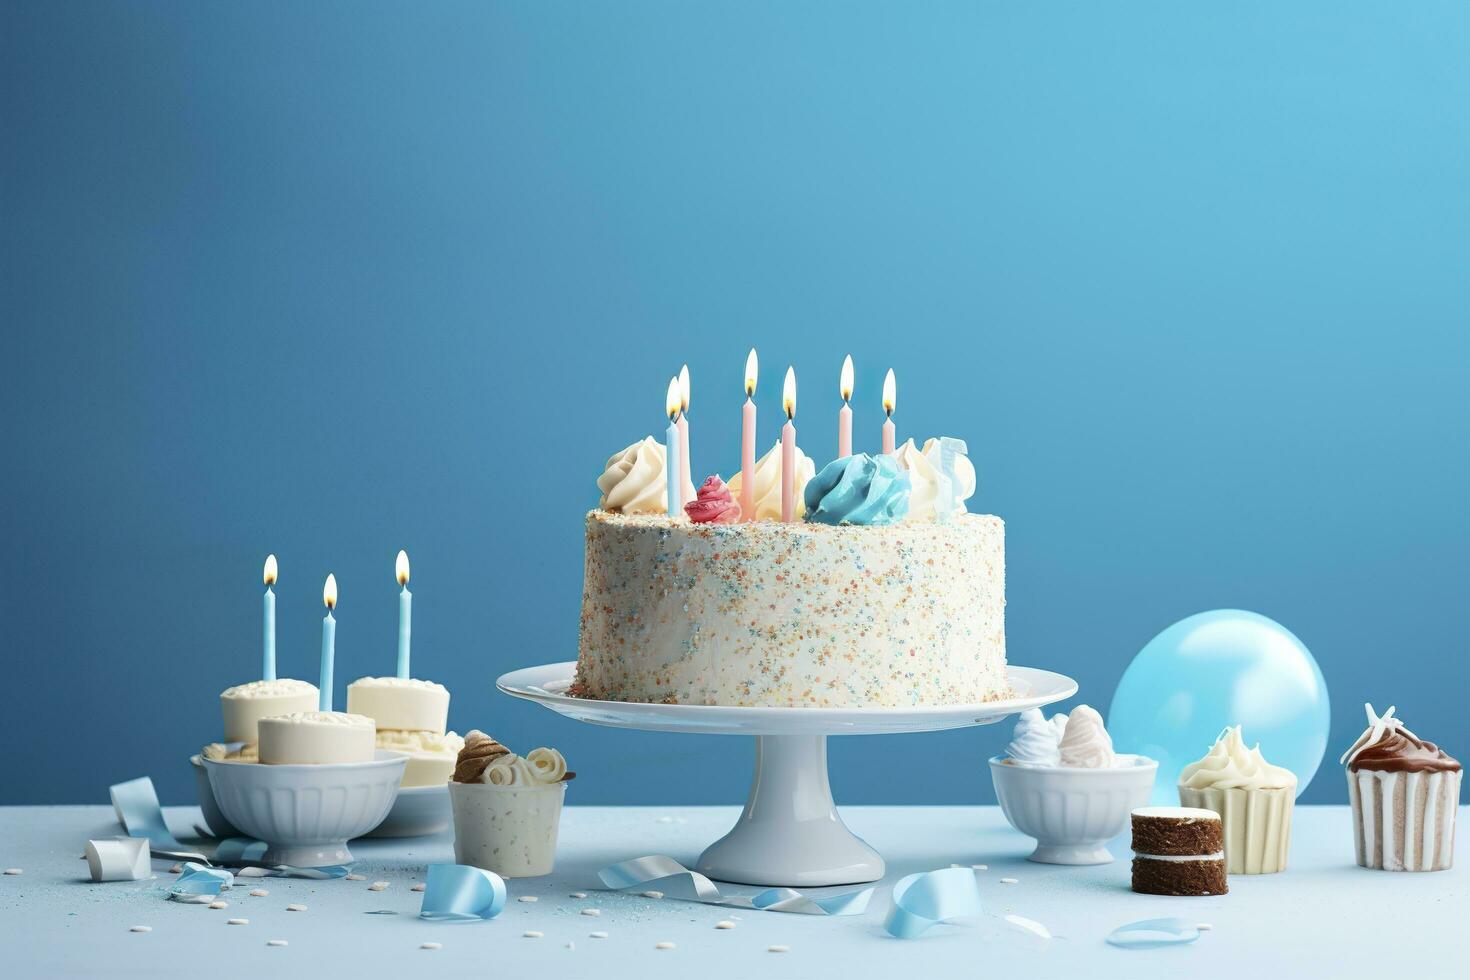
{"left": 346, "top": 873, "right": 366, "bottom": 881}
{"left": 368, "top": 881, "right": 389, "bottom": 891}
{"left": 3, "top": 869, "right": 22, "bottom": 876}
{"left": 769, "top": 945, "right": 790, "bottom": 953}
{"left": 589, "top": 931, "right": 609, "bottom": 939}
{"left": 523, "top": 930, "right": 543, "bottom": 939}
{"left": 971, "top": 864, "right": 988, "bottom": 870}
{"left": 286, "top": 904, "right": 307, "bottom": 912}
{"left": 227, "top": 918, "right": 249, "bottom": 926}
{"left": 950, "top": 863, "right": 965, "bottom": 868}
{"left": 420, "top": 942, "right": 441, "bottom": 950}
{"left": 208, "top": 901, "right": 228, "bottom": 910}
{"left": 266, "top": 939, "right": 288, "bottom": 947}
{"left": 249, "top": 889, "right": 269, "bottom": 897}
{"left": 518, "top": 895, "right": 538, "bottom": 903}
{"left": 999, "top": 877, "right": 1019, "bottom": 885}
{"left": 580, "top": 908, "right": 601, "bottom": 916}
{"left": 642, "top": 890, "right": 664, "bottom": 899}
{"left": 655, "top": 941, "right": 676, "bottom": 950}
{"left": 130, "top": 926, "right": 152, "bottom": 933}
{"left": 569, "top": 891, "right": 588, "bottom": 898}
{"left": 1197, "top": 922, "right": 1214, "bottom": 931}
{"left": 656, "top": 816, "right": 675, "bottom": 823}
{"left": 565, "top": 942, "right": 575, "bottom": 950}
{"left": 410, "top": 883, "right": 426, "bottom": 892}
{"left": 715, "top": 920, "right": 735, "bottom": 930}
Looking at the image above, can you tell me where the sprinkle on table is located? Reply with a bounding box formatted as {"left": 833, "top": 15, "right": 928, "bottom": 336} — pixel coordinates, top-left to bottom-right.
{"left": 518, "top": 895, "right": 538, "bottom": 903}
{"left": 286, "top": 904, "right": 307, "bottom": 912}
{"left": 345, "top": 873, "right": 366, "bottom": 881}
{"left": 3, "top": 869, "right": 22, "bottom": 875}
{"left": 642, "top": 890, "right": 664, "bottom": 899}
{"left": 580, "top": 908, "right": 601, "bottom": 916}
{"left": 130, "top": 926, "right": 151, "bottom": 933}
{"left": 266, "top": 940, "right": 288, "bottom": 947}
{"left": 715, "top": 920, "right": 736, "bottom": 930}
{"left": 769, "top": 945, "right": 791, "bottom": 953}
{"left": 208, "top": 901, "right": 228, "bottom": 910}
{"left": 420, "top": 942, "right": 441, "bottom": 950}
{"left": 523, "top": 931, "right": 543, "bottom": 939}
{"left": 368, "top": 881, "right": 389, "bottom": 891}
{"left": 1197, "top": 923, "right": 1214, "bottom": 931}
{"left": 655, "top": 942, "right": 676, "bottom": 950}
{"left": 249, "top": 889, "right": 269, "bottom": 897}
{"left": 410, "top": 883, "right": 426, "bottom": 893}
{"left": 570, "top": 892, "right": 587, "bottom": 899}
{"left": 590, "top": 931, "right": 609, "bottom": 939}
{"left": 971, "top": 864, "right": 988, "bottom": 870}
{"left": 227, "top": 918, "right": 249, "bottom": 926}
{"left": 999, "top": 877, "right": 1019, "bottom": 884}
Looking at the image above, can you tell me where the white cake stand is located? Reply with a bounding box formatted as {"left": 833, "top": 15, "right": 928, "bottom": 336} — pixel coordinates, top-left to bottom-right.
{"left": 497, "top": 662, "right": 1076, "bottom": 887}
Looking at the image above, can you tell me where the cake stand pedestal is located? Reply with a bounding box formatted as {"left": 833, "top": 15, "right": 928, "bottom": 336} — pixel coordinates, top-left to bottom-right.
{"left": 497, "top": 663, "right": 1076, "bottom": 887}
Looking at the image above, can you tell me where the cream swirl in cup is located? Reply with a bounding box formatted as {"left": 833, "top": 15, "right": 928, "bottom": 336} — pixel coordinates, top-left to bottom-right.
{"left": 484, "top": 753, "right": 537, "bottom": 786}
{"left": 1006, "top": 709, "right": 1062, "bottom": 766}
{"left": 526, "top": 747, "right": 569, "bottom": 784}
{"left": 1180, "top": 725, "right": 1295, "bottom": 791}
{"left": 1058, "top": 705, "right": 1117, "bottom": 768}
{"left": 597, "top": 437, "right": 669, "bottom": 515}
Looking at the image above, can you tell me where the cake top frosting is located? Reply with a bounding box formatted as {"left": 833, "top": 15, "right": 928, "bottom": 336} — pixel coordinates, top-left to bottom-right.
{"left": 598, "top": 437, "right": 669, "bottom": 515}
{"left": 220, "top": 678, "right": 317, "bottom": 700}
{"left": 727, "top": 440, "right": 815, "bottom": 520}
{"left": 1340, "top": 703, "right": 1460, "bottom": 773}
{"left": 684, "top": 475, "right": 741, "bottom": 524}
{"left": 1005, "top": 704, "right": 1124, "bottom": 769}
{"left": 1180, "top": 725, "right": 1297, "bottom": 791}
{"left": 804, "top": 453, "right": 911, "bottom": 526}
{"left": 348, "top": 676, "right": 448, "bottom": 692}
{"left": 264, "top": 711, "right": 374, "bottom": 728}
{"left": 1132, "top": 806, "right": 1222, "bottom": 822}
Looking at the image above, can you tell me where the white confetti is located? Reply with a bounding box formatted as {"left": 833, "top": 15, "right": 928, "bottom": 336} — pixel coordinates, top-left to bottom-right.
{"left": 768, "top": 945, "right": 790, "bottom": 953}
{"left": 1004, "top": 914, "right": 1052, "bottom": 940}
{"left": 227, "top": 918, "right": 249, "bottom": 926}
{"left": 655, "top": 942, "right": 676, "bottom": 950}
{"left": 999, "top": 877, "right": 1019, "bottom": 885}
{"left": 570, "top": 891, "right": 588, "bottom": 899}
{"left": 368, "top": 881, "right": 389, "bottom": 891}
{"left": 589, "top": 931, "right": 608, "bottom": 939}
{"left": 715, "top": 920, "right": 736, "bottom": 930}
{"left": 130, "top": 926, "right": 152, "bottom": 933}
{"left": 518, "top": 896, "right": 538, "bottom": 903}
{"left": 971, "top": 864, "right": 988, "bottom": 870}
{"left": 249, "top": 889, "right": 269, "bottom": 897}
{"left": 642, "top": 890, "right": 664, "bottom": 899}
{"left": 346, "top": 873, "right": 366, "bottom": 881}
{"left": 523, "top": 931, "right": 543, "bottom": 939}
{"left": 266, "top": 940, "right": 288, "bottom": 947}
{"left": 3, "top": 869, "right": 21, "bottom": 876}
{"left": 208, "top": 901, "right": 228, "bottom": 910}
{"left": 410, "top": 883, "right": 426, "bottom": 893}
{"left": 286, "top": 904, "right": 307, "bottom": 912}
{"left": 580, "top": 908, "right": 601, "bottom": 917}
{"left": 1197, "top": 922, "right": 1214, "bottom": 931}
{"left": 420, "top": 942, "right": 441, "bottom": 950}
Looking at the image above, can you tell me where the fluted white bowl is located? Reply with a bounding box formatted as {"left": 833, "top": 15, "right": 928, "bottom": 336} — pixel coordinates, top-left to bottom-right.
{"left": 990, "top": 754, "right": 1157, "bottom": 865}
{"left": 189, "top": 754, "right": 243, "bottom": 839}
{"left": 203, "top": 750, "right": 407, "bottom": 867}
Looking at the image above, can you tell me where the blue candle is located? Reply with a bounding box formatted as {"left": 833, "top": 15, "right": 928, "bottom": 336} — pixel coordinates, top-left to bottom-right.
{"left": 262, "top": 554, "right": 278, "bottom": 681}
{"left": 395, "top": 550, "right": 412, "bottom": 679}
{"left": 319, "top": 573, "right": 337, "bottom": 712}
{"left": 665, "top": 376, "right": 681, "bottom": 518}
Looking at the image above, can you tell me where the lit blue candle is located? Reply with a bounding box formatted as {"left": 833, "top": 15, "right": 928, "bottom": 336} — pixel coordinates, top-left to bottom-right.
{"left": 319, "top": 573, "right": 337, "bottom": 712}
{"left": 665, "top": 376, "right": 682, "bottom": 518}
{"left": 262, "top": 554, "right": 278, "bottom": 681}
{"left": 395, "top": 550, "right": 412, "bottom": 679}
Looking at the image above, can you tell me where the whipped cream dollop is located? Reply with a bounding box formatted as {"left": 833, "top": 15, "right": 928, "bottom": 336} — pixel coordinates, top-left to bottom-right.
{"left": 597, "top": 437, "right": 669, "bottom": 515}
{"left": 684, "top": 475, "right": 742, "bottom": 524}
{"left": 1180, "top": 725, "right": 1296, "bottom": 791}
{"left": 803, "top": 453, "right": 911, "bottom": 526}
{"left": 894, "top": 437, "right": 976, "bottom": 521}
{"left": 1058, "top": 705, "right": 1116, "bottom": 768}
{"left": 485, "top": 753, "right": 537, "bottom": 786}
{"left": 728, "top": 441, "right": 815, "bottom": 520}
{"left": 1006, "top": 709, "right": 1062, "bottom": 766}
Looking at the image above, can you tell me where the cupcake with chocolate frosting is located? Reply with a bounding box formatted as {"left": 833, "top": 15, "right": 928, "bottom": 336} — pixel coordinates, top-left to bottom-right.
{"left": 1343, "top": 704, "right": 1460, "bottom": 871}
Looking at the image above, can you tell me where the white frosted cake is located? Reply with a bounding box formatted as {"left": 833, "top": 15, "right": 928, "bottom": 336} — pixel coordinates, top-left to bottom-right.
{"left": 347, "top": 677, "right": 462, "bottom": 787}
{"left": 574, "top": 510, "right": 1007, "bottom": 707}
{"left": 258, "top": 711, "right": 376, "bottom": 765}
{"left": 219, "top": 678, "right": 319, "bottom": 744}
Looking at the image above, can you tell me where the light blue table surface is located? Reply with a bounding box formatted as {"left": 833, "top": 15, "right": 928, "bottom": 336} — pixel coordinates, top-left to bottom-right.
{"left": 1, "top": 805, "right": 1463, "bottom": 978}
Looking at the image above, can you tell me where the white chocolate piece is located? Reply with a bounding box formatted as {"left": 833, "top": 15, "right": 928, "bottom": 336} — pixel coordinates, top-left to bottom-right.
{"left": 346, "top": 677, "right": 449, "bottom": 733}
{"left": 257, "top": 711, "right": 375, "bottom": 765}
{"left": 375, "top": 730, "right": 464, "bottom": 787}
{"left": 220, "top": 679, "right": 319, "bottom": 744}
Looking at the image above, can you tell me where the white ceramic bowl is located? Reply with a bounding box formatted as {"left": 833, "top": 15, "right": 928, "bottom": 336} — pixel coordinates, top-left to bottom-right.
{"left": 203, "top": 750, "right": 407, "bottom": 867}
{"left": 365, "top": 783, "right": 451, "bottom": 838}
{"left": 989, "top": 754, "right": 1157, "bottom": 865}
{"left": 189, "top": 754, "right": 243, "bottom": 839}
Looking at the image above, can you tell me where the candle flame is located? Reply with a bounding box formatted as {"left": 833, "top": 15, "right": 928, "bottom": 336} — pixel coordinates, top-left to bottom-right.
{"left": 839, "top": 354, "right": 854, "bottom": 402}
{"left": 396, "top": 550, "right": 410, "bottom": 586}
{"left": 323, "top": 573, "right": 338, "bottom": 610}
{"left": 783, "top": 366, "right": 796, "bottom": 420}
{"left": 263, "top": 554, "right": 277, "bottom": 587}
{"left": 744, "top": 348, "right": 758, "bottom": 397}
{"left": 678, "top": 364, "right": 690, "bottom": 413}
{"left": 665, "top": 376, "right": 681, "bottom": 421}
{"left": 882, "top": 368, "right": 896, "bottom": 416}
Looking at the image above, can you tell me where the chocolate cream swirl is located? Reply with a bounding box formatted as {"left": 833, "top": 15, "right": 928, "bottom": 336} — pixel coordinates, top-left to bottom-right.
{"left": 1341, "top": 703, "right": 1460, "bottom": 773}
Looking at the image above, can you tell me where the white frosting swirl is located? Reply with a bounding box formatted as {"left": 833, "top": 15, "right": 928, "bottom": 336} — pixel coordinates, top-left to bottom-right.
{"left": 483, "top": 753, "right": 537, "bottom": 786}
{"left": 597, "top": 437, "right": 669, "bottom": 515}
{"left": 1058, "top": 704, "right": 1116, "bottom": 768}
{"left": 526, "top": 747, "right": 568, "bottom": 784}
{"left": 894, "top": 438, "right": 977, "bottom": 520}
{"left": 1006, "top": 708, "right": 1062, "bottom": 766}
{"left": 1180, "top": 725, "right": 1296, "bottom": 791}
{"left": 726, "top": 440, "right": 815, "bottom": 520}
{"left": 921, "top": 438, "right": 975, "bottom": 514}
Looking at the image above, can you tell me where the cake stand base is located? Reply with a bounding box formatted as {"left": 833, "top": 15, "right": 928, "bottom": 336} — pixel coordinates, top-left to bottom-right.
{"left": 1029, "top": 842, "right": 1115, "bottom": 865}
{"left": 696, "top": 735, "right": 882, "bottom": 886}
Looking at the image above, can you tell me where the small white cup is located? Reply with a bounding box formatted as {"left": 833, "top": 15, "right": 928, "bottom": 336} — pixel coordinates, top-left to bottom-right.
{"left": 990, "top": 754, "right": 1157, "bottom": 865}
{"left": 449, "top": 781, "right": 566, "bottom": 878}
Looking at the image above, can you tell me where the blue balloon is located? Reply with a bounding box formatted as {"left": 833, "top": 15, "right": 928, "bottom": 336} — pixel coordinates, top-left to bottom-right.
{"left": 1108, "top": 610, "right": 1330, "bottom": 802}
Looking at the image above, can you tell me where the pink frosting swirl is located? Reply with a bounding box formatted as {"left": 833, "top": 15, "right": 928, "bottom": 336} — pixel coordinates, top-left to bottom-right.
{"left": 684, "top": 475, "right": 742, "bottom": 524}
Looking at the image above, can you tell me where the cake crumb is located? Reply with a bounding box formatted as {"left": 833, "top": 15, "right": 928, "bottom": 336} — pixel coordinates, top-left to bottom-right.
{"left": 420, "top": 942, "right": 441, "bottom": 950}
{"left": 518, "top": 895, "right": 538, "bottom": 903}
{"left": 368, "top": 881, "right": 389, "bottom": 891}
{"left": 227, "top": 918, "right": 249, "bottom": 926}
{"left": 249, "top": 889, "right": 269, "bottom": 897}
{"left": 769, "top": 945, "right": 790, "bottom": 953}
{"left": 655, "top": 941, "right": 676, "bottom": 950}
{"left": 208, "top": 901, "right": 228, "bottom": 910}
{"left": 130, "top": 926, "right": 152, "bottom": 933}
{"left": 410, "top": 883, "right": 426, "bottom": 892}
{"left": 266, "top": 940, "right": 288, "bottom": 947}
{"left": 286, "top": 904, "right": 307, "bottom": 912}
{"left": 715, "top": 920, "right": 736, "bottom": 930}
{"left": 590, "top": 931, "right": 609, "bottom": 939}
{"left": 580, "top": 908, "right": 601, "bottom": 917}
{"left": 523, "top": 931, "right": 543, "bottom": 939}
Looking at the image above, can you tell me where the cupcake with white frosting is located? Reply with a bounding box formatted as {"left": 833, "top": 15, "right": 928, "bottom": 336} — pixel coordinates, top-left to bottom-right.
{"left": 1178, "top": 726, "right": 1296, "bottom": 874}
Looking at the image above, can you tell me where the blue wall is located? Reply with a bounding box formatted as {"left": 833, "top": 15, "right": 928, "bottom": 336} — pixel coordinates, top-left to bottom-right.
{"left": 3, "top": 2, "right": 1466, "bottom": 806}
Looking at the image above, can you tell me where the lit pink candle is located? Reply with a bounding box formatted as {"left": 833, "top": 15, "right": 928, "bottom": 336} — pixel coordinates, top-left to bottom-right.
{"left": 881, "top": 368, "right": 896, "bottom": 454}
{"left": 677, "top": 364, "right": 692, "bottom": 505}
{"left": 838, "top": 354, "right": 853, "bottom": 458}
{"left": 741, "top": 349, "right": 757, "bottom": 521}
{"left": 781, "top": 366, "right": 797, "bottom": 522}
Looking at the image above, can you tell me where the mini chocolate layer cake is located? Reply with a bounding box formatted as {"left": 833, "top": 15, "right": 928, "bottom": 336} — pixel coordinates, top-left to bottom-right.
{"left": 1131, "top": 806, "right": 1228, "bottom": 896}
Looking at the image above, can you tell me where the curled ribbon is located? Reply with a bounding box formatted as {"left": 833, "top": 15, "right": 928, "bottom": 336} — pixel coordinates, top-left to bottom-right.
{"left": 418, "top": 864, "right": 507, "bottom": 921}
{"left": 597, "top": 855, "right": 872, "bottom": 916}
{"left": 85, "top": 837, "right": 151, "bottom": 882}
{"left": 883, "top": 868, "right": 983, "bottom": 939}
{"left": 110, "top": 777, "right": 206, "bottom": 863}
{"left": 169, "top": 862, "right": 233, "bottom": 903}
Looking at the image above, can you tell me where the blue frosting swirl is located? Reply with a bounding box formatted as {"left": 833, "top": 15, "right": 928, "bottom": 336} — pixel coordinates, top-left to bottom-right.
{"left": 803, "top": 454, "right": 911, "bottom": 526}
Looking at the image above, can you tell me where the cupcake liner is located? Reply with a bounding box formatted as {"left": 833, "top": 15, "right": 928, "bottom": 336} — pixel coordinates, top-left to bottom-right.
{"left": 1177, "top": 784, "right": 1293, "bottom": 874}
{"left": 1347, "top": 768, "right": 1460, "bottom": 871}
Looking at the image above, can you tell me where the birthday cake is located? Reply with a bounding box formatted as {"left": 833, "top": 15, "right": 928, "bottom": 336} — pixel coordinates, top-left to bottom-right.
{"left": 573, "top": 360, "right": 1007, "bottom": 708}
